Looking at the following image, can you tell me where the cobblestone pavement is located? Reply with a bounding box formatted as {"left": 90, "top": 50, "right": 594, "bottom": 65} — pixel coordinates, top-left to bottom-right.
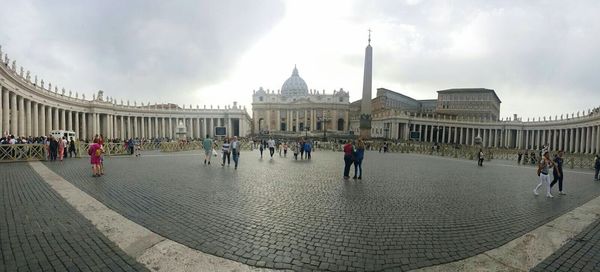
{"left": 532, "top": 217, "right": 600, "bottom": 272}
{"left": 42, "top": 151, "right": 600, "bottom": 271}
{"left": 0, "top": 163, "right": 147, "bottom": 272}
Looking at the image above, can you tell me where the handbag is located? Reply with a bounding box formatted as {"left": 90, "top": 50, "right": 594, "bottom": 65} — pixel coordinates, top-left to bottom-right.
{"left": 212, "top": 149, "right": 218, "bottom": 157}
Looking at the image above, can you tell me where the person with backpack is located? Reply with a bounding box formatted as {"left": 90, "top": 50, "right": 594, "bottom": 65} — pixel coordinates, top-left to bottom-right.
{"left": 550, "top": 150, "right": 565, "bottom": 195}
{"left": 202, "top": 134, "right": 213, "bottom": 165}
{"left": 478, "top": 149, "right": 484, "bottom": 166}
{"left": 68, "top": 137, "right": 77, "bottom": 158}
{"left": 304, "top": 141, "right": 312, "bottom": 160}
{"left": 534, "top": 151, "right": 556, "bottom": 198}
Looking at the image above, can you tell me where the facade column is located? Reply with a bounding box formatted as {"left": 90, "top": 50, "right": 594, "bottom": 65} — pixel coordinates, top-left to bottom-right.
{"left": 81, "top": 113, "right": 87, "bottom": 140}
{"left": 39, "top": 104, "right": 45, "bottom": 137}
{"left": 53, "top": 107, "right": 59, "bottom": 132}
{"left": 74, "top": 112, "right": 79, "bottom": 139}
{"left": 32, "top": 102, "right": 38, "bottom": 137}
{"left": 574, "top": 128, "right": 580, "bottom": 153}
{"left": 59, "top": 108, "right": 65, "bottom": 131}
{"left": 558, "top": 129, "right": 563, "bottom": 151}
{"left": 344, "top": 111, "right": 349, "bottom": 131}
{"left": 91, "top": 113, "right": 97, "bottom": 137}
{"left": 133, "top": 116, "right": 138, "bottom": 138}
{"left": 66, "top": 110, "right": 72, "bottom": 132}
{"left": 127, "top": 116, "right": 132, "bottom": 139}
{"left": 293, "top": 111, "right": 297, "bottom": 132}
{"left": 1, "top": 89, "right": 8, "bottom": 134}
{"left": 587, "top": 126, "right": 592, "bottom": 153}
{"left": 25, "top": 100, "right": 32, "bottom": 136}
{"left": 202, "top": 118, "right": 207, "bottom": 138}
{"left": 591, "top": 126, "right": 596, "bottom": 154}
{"left": 46, "top": 107, "right": 52, "bottom": 134}
{"left": 10, "top": 92, "right": 17, "bottom": 135}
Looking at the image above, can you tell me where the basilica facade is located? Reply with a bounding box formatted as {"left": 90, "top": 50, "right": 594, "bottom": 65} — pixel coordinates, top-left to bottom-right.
{"left": 251, "top": 66, "right": 351, "bottom": 136}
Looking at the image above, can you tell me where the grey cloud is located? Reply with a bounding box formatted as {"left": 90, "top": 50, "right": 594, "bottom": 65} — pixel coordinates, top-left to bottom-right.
{"left": 0, "top": 0, "right": 284, "bottom": 103}
{"left": 352, "top": 0, "right": 600, "bottom": 116}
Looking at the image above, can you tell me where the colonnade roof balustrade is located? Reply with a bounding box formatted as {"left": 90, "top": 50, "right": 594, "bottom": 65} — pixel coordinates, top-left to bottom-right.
{"left": 357, "top": 108, "right": 600, "bottom": 128}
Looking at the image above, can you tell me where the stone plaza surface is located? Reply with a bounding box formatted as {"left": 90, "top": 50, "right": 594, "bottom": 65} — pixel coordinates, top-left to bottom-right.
{"left": 532, "top": 216, "right": 600, "bottom": 272}
{"left": 0, "top": 163, "right": 147, "bottom": 272}
{"left": 30, "top": 150, "right": 599, "bottom": 271}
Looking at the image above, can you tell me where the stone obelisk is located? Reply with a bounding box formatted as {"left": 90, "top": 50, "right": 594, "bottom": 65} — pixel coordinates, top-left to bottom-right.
{"left": 359, "top": 30, "right": 373, "bottom": 138}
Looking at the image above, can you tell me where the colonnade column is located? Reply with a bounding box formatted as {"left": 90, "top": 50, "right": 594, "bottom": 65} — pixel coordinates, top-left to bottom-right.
{"left": 32, "top": 102, "right": 38, "bottom": 137}
{"left": 25, "top": 100, "right": 31, "bottom": 136}
{"left": 591, "top": 126, "right": 596, "bottom": 154}
{"left": 10, "top": 92, "right": 17, "bottom": 134}
{"left": 1, "top": 89, "right": 8, "bottom": 134}
{"left": 38, "top": 104, "right": 45, "bottom": 137}
{"left": 74, "top": 112, "right": 79, "bottom": 139}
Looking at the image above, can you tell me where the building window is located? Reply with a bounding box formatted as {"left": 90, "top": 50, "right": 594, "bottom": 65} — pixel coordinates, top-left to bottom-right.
{"left": 259, "top": 97, "right": 263, "bottom": 101}
{"left": 339, "top": 97, "right": 343, "bottom": 102}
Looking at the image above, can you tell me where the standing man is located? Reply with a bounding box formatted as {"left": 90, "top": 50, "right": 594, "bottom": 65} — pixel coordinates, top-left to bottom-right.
{"left": 550, "top": 150, "right": 565, "bottom": 195}
{"left": 203, "top": 134, "right": 213, "bottom": 165}
{"left": 267, "top": 138, "right": 276, "bottom": 159}
{"left": 304, "top": 140, "right": 312, "bottom": 160}
{"left": 231, "top": 136, "right": 240, "bottom": 170}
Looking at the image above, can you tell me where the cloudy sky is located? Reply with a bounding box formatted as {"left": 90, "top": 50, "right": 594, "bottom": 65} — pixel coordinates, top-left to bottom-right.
{"left": 2, "top": 0, "right": 600, "bottom": 120}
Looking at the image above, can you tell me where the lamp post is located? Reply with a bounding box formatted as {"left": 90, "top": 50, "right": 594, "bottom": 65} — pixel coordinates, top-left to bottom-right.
{"left": 305, "top": 126, "right": 310, "bottom": 138}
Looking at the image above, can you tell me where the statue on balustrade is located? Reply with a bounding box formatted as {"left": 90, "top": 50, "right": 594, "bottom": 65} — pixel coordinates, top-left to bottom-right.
{"left": 62, "top": 88, "right": 66, "bottom": 95}
{"left": 11, "top": 60, "right": 16, "bottom": 70}
{"left": 96, "top": 90, "right": 104, "bottom": 101}
{"left": 82, "top": 94, "right": 85, "bottom": 99}
{"left": 20, "top": 67, "right": 24, "bottom": 76}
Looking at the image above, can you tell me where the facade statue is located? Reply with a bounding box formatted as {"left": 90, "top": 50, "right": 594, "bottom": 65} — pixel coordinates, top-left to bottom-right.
{"left": 75, "top": 92, "right": 78, "bottom": 98}
{"left": 3, "top": 53, "right": 8, "bottom": 64}
{"left": 34, "top": 75, "right": 38, "bottom": 85}
{"left": 96, "top": 90, "right": 104, "bottom": 101}
{"left": 54, "top": 86, "right": 58, "bottom": 93}
{"left": 62, "top": 88, "right": 66, "bottom": 95}
{"left": 48, "top": 82, "right": 52, "bottom": 91}
{"left": 93, "top": 94, "right": 96, "bottom": 100}
{"left": 11, "top": 60, "right": 16, "bottom": 71}
{"left": 26, "top": 71, "right": 30, "bottom": 81}
{"left": 20, "top": 66, "right": 24, "bottom": 76}
{"left": 41, "top": 79, "right": 45, "bottom": 88}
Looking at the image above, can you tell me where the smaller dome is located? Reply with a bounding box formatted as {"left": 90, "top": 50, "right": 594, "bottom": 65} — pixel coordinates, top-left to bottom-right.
{"left": 281, "top": 65, "right": 308, "bottom": 97}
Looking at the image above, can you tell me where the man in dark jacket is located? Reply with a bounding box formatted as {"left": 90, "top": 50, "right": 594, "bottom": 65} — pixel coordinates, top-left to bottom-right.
{"left": 49, "top": 137, "right": 58, "bottom": 161}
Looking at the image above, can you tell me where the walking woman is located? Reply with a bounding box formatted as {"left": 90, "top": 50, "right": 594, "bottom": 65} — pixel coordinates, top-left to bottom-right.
{"left": 88, "top": 138, "right": 103, "bottom": 177}
{"left": 343, "top": 140, "right": 354, "bottom": 180}
{"left": 353, "top": 139, "right": 365, "bottom": 179}
{"left": 534, "top": 151, "right": 556, "bottom": 198}
{"left": 478, "top": 149, "right": 484, "bottom": 166}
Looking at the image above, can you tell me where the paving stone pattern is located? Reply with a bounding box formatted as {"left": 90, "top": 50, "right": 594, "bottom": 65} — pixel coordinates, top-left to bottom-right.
{"left": 0, "top": 163, "right": 147, "bottom": 272}
{"left": 532, "top": 217, "right": 600, "bottom": 272}
{"left": 44, "top": 151, "right": 600, "bottom": 271}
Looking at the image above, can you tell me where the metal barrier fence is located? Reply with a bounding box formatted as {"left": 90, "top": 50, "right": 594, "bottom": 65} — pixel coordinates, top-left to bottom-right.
{"left": 1, "top": 142, "right": 596, "bottom": 170}
{"left": 0, "top": 144, "right": 47, "bottom": 162}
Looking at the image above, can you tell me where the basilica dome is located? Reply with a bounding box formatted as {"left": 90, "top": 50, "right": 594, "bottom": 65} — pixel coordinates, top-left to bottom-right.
{"left": 281, "top": 66, "right": 308, "bottom": 96}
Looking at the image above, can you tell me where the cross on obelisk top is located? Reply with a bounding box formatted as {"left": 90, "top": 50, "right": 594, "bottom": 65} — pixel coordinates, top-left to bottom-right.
{"left": 368, "top": 28, "right": 372, "bottom": 45}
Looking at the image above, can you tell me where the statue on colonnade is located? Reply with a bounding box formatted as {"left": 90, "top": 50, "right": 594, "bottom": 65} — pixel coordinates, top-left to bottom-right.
{"left": 96, "top": 90, "right": 104, "bottom": 101}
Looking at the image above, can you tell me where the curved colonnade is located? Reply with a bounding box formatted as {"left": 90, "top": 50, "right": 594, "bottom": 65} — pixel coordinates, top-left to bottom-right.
{"left": 0, "top": 52, "right": 251, "bottom": 141}
{"left": 359, "top": 108, "right": 600, "bottom": 154}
